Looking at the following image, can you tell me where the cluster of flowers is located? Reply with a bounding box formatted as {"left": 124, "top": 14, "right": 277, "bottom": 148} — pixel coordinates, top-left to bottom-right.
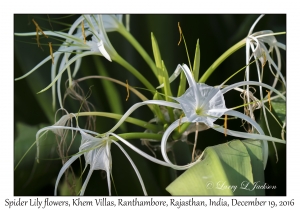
{"left": 15, "top": 14, "right": 286, "bottom": 195}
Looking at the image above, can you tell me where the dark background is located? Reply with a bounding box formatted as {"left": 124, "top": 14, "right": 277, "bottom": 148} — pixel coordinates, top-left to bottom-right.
{"left": 14, "top": 14, "right": 286, "bottom": 196}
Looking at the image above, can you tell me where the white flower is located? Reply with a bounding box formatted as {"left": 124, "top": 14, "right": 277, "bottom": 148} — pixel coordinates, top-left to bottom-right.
{"left": 163, "top": 64, "right": 286, "bottom": 169}
{"left": 244, "top": 15, "right": 286, "bottom": 160}
{"left": 172, "top": 64, "right": 228, "bottom": 127}
{"left": 35, "top": 113, "right": 148, "bottom": 196}
{"left": 102, "top": 62, "right": 285, "bottom": 170}
{"left": 246, "top": 15, "right": 286, "bottom": 85}
{"left": 15, "top": 15, "right": 122, "bottom": 108}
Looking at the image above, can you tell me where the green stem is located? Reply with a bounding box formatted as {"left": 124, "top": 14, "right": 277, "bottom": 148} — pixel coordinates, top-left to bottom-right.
{"left": 118, "top": 24, "right": 158, "bottom": 77}
{"left": 199, "top": 38, "right": 246, "bottom": 83}
{"left": 76, "top": 112, "right": 160, "bottom": 133}
{"left": 113, "top": 132, "right": 163, "bottom": 141}
{"left": 172, "top": 122, "right": 190, "bottom": 140}
{"left": 114, "top": 54, "right": 156, "bottom": 92}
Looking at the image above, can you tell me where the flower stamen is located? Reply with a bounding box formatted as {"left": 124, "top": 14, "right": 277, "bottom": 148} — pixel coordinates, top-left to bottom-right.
{"left": 81, "top": 21, "right": 86, "bottom": 44}
{"left": 195, "top": 107, "right": 203, "bottom": 116}
{"left": 32, "top": 19, "right": 48, "bottom": 48}
{"left": 49, "top": 42, "right": 54, "bottom": 64}
{"left": 126, "top": 79, "right": 130, "bottom": 101}
{"left": 224, "top": 114, "right": 227, "bottom": 136}
{"left": 177, "top": 22, "right": 182, "bottom": 46}
{"left": 266, "top": 90, "right": 272, "bottom": 111}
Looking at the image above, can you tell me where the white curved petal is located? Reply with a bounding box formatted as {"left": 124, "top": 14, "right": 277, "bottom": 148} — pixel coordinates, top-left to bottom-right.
{"left": 248, "top": 14, "right": 264, "bottom": 35}
{"left": 157, "top": 64, "right": 183, "bottom": 89}
{"left": 112, "top": 141, "right": 147, "bottom": 195}
{"left": 97, "top": 40, "right": 112, "bottom": 62}
{"left": 79, "top": 167, "right": 94, "bottom": 196}
{"left": 107, "top": 100, "right": 181, "bottom": 133}
{"left": 211, "top": 124, "right": 285, "bottom": 144}
{"left": 55, "top": 154, "right": 81, "bottom": 196}
{"left": 221, "top": 81, "right": 286, "bottom": 101}
{"left": 109, "top": 133, "right": 173, "bottom": 168}
{"left": 225, "top": 109, "right": 268, "bottom": 168}
{"left": 160, "top": 117, "right": 201, "bottom": 170}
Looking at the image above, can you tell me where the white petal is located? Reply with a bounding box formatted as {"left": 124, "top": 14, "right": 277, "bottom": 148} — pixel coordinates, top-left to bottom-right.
{"left": 108, "top": 100, "right": 181, "bottom": 133}
{"left": 112, "top": 141, "right": 147, "bottom": 195}
{"left": 55, "top": 154, "right": 81, "bottom": 195}
{"left": 97, "top": 40, "right": 112, "bottom": 62}
{"left": 80, "top": 168, "right": 94, "bottom": 196}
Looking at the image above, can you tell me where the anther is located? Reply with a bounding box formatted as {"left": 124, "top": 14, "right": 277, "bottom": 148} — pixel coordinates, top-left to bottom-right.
{"left": 224, "top": 114, "right": 227, "bottom": 136}
{"left": 126, "top": 80, "right": 130, "bottom": 101}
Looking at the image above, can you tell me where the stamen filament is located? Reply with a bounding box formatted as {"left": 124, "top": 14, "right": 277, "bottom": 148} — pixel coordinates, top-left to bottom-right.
{"left": 177, "top": 22, "right": 182, "bottom": 46}
{"left": 224, "top": 114, "right": 227, "bottom": 136}
{"left": 81, "top": 21, "right": 86, "bottom": 44}
{"left": 266, "top": 90, "right": 272, "bottom": 111}
{"left": 49, "top": 42, "right": 54, "bottom": 64}
{"left": 126, "top": 79, "right": 130, "bottom": 101}
{"left": 32, "top": 19, "right": 48, "bottom": 47}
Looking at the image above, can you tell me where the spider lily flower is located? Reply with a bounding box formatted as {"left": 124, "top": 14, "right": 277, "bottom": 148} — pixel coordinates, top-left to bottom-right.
{"left": 244, "top": 15, "right": 286, "bottom": 158}
{"left": 36, "top": 121, "right": 147, "bottom": 196}
{"left": 55, "top": 129, "right": 148, "bottom": 196}
{"left": 156, "top": 64, "right": 285, "bottom": 169}
{"left": 37, "top": 112, "right": 189, "bottom": 195}
{"left": 101, "top": 64, "right": 285, "bottom": 170}
{"left": 246, "top": 15, "right": 286, "bottom": 87}
{"left": 15, "top": 15, "right": 121, "bottom": 108}
{"left": 245, "top": 14, "right": 286, "bottom": 121}
{"left": 14, "top": 15, "right": 117, "bottom": 80}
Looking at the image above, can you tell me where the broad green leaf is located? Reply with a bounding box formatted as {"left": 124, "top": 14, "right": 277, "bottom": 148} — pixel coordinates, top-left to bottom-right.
{"left": 166, "top": 140, "right": 265, "bottom": 195}
{"left": 242, "top": 140, "right": 265, "bottom": 195}
{"left": 192, "top": 39, "right": 200, "bottom": 81}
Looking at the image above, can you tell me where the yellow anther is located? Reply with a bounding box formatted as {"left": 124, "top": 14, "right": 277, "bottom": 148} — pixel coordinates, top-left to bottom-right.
{"left": 178, "top": 113, "right": 185, "bottom": 132}
{"left": 81, "top": 21, "right": 86, "bottom": 44}
{"left": 49, "top": 42, "right": 54, "bottom": 64}
{"left": 126, "top": 80, "right": 130, "bottom": 101}
{"left": 262, "top": 52, "right": 267, "bottom": 68}
{"left": 32, "top": 19, "right": 48, "bottom": 48}
{"left": 178, "top": 22, "right": 182, "bottom": 46}
{"left": 224, "top": 114, "right": 227, "bottom": 136}
{"left": 266, "top": 90, "right": 271, "bottom": 111}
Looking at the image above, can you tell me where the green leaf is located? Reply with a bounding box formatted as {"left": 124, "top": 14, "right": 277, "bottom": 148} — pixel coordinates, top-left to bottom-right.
{"left": 161, "top": 61, "right": 174, "bottom": 122}
{"left": 192, "top": 39, "right": 200, "bottom": 81}
{"left": 151, "top": 32, "right": 162, "bottom": 69}
{"left": 271, "top": 97, "right": 286, "bottom": 124}
{"left": 151, "top": 32, "right": 165, "bottom": 86}
{"left": 14, "top": 122, "right": 81, "bottom": 195}
{"left": 14, "top": 122, "right": 48, "bottom": 168}
{"left": 59, "top": 173, "right": 82, "bottom": 196}
{"left": 153, "top": 91, "right": 167, "bottom": 124}
{"left": 166, "top": 140, "right": 264, "bottom": 195}
{"left": 242, "top": 140, "right": 265, "bottom": 195}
